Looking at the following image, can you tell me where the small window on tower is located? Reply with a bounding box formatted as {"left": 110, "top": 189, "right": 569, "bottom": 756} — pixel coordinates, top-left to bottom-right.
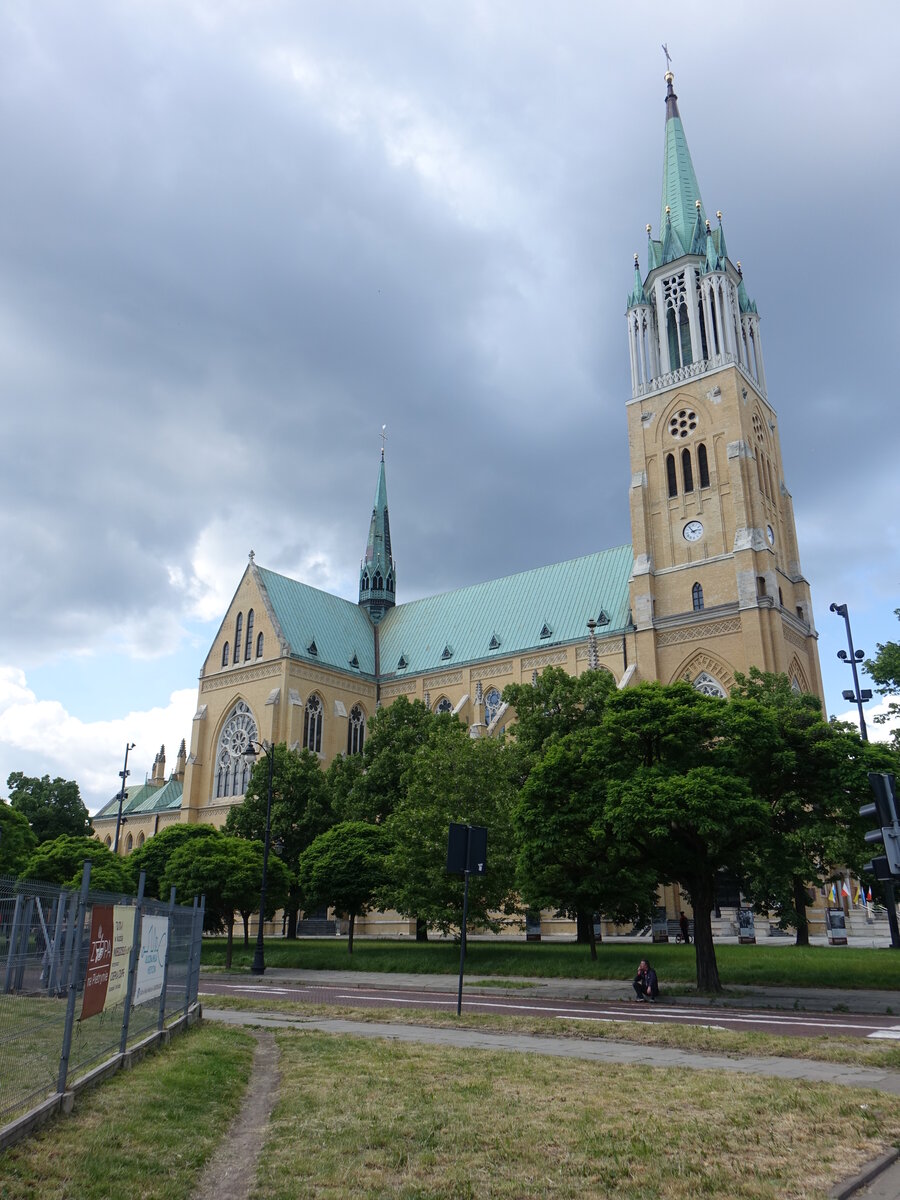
{"left": 682, "top": 448, "right": 694, "bottom": 493}
{"left": 222, "top": 641, "right": 230, "bottom": 668}
{"left": 666, "top": 454, "right": 678, "bottom": 498}
{"left": 698, "top": 443, "right": 710, "bottom": 488}
{"left": 692, "top": 582, "right": 704, "bottom": 612}
{"left": 757, "top": 576, "right": 767, "bottom": 597}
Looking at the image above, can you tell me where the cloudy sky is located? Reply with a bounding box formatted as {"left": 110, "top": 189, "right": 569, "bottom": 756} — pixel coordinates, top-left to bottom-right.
{"left": 1, "top": 1, "right": 897, "bottom": 811}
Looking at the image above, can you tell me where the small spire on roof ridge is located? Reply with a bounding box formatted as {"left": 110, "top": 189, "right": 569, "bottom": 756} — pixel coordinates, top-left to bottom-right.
{"left": 380, "top": 423, "right": 387, "bottom": 462}
{"left": 248, "top": 549, "right": 255, "bottom": 562}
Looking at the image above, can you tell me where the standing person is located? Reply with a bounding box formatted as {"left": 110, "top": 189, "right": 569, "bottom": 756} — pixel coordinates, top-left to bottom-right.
{"left": 679, "top": 910, "right": 690, "bottom": 944}
{"left": 632, "top": 959, "right": 659, "bottom": 1002}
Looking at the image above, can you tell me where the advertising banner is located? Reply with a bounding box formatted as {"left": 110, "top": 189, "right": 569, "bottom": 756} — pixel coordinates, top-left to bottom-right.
{"left": 103, "top": 906, "right": 137, "bottom": 1011}
{"left": 134, "top": 915, "right": 170, "bottom": 1006}
{"left": 81, "top": 905, "right": 113, "bottom": 1019}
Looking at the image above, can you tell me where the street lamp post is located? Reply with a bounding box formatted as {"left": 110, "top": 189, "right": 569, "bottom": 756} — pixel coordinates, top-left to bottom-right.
{"left": 250, "top": 740, "right": 275, "bottom": 976}
{"left": 829, "top": 603, "right": 872, "bottom": 741}
{"left": 113, "top": 742, "right": 136, "bottom": 854}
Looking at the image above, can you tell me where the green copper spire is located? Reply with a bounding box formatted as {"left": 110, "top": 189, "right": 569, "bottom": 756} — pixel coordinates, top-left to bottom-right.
{"left": 359, "top": 444, "right": 396, "bottom": 624}
{"left": 660, "top": 72, "right": 706, "bottom": 262}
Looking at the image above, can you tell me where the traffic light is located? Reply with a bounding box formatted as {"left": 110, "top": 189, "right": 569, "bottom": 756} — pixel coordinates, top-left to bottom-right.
{"left": 862, "top": 772, "right": 900, "bottom": 878}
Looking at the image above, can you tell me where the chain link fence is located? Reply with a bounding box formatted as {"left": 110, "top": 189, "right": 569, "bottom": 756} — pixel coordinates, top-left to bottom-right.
{"left": 1, "top": 866, "right": 204, "bottom": 1132}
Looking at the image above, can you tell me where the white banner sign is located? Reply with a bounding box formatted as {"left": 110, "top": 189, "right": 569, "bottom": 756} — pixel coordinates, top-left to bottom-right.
{"left": 104, "top": 906, "right": 137, "bottom": 1010}
{"left": 134, "top": 915, "right": 170, "bottom": 1006}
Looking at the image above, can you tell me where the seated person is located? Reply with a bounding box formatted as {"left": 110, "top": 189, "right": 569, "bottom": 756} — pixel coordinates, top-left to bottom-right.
{"left": 632, "top": 958, "right": 659, "bottom": 1002}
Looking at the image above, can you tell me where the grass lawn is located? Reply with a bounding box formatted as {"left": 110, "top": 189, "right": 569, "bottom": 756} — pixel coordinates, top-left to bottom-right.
{"left": 252, "top": 1029, "right": 900, "bottom": 1199}
{"left": 202, "top": 936, "right": 900, "bottom": 991}
{"left": 202, "top": 993, "right": 900, "bottom": 1070}
{"left": 0, "top": 1024, "right": 255, "bottom": 1200}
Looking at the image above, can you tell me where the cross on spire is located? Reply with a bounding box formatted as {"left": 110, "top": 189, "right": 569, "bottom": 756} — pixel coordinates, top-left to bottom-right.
{"left": 380, "top": 423, "right": 387, "bottom": 461}
{"left": 662, "top": 43, "right": 672, "bottom": 70}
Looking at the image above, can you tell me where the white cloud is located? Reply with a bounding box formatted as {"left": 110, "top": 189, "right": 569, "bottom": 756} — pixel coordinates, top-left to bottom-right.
{"left": 0, "top": 666, "right": 196, "bottom": 813}
{"left": 833, "top": 694, "right": 900, "bottom": 745}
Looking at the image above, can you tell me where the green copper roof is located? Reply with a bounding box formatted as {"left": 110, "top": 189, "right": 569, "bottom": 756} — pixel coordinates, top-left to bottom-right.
{"left": 627, "top": 256, "right": 649, "bottom": 308}
{"left": 660, "top": 74, "right": 706, "bottom": 259}
{"left": 257, "top": 566, "right": 377, "bottom": 675}
{"left": 95, "top": 778, "right": 183, "bottom": 820}
{"left": 377, "top": 546, "right": 633, "bottom": 679}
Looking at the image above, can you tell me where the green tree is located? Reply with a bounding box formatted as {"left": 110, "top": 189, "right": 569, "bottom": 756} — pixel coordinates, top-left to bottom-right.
{"left": 865, "top": 609, "right": 900, "bottom": 748}
{"left": 340, "top": 696, "right": 440, "bottom": 823}
{"left": 601, "top": 682, "right": 769, "bottom": 992}
{"left": 297, "top": 821, "right": 389, "bottom": 952}
{"left": 162, "top": 833, "right": 291, "bottom": 967}
{"left": 6, "top": 773, "right": 92, "bottom": 843}
{"left": 128, "top": 823, "right": 220, "bottom": 899}
{"left": 225, "top": 744, "right": 331, "bottom": 937}
{"left": 19, "top": 835, "right": 134, "bottom": 893}
{"left": 0, "top": 803, "right": 38, "bottom": 876}
{"left": 383, "top": 720, "right": 518, "bottom": 937}
{"left": 726, "top": 670, "right": 886, "bottom": 945}
{"left": 515, "top": 728, "right": 657, "bottom": 959}
{"left": 506, "top": 668, "right": 642, "bottom": 948}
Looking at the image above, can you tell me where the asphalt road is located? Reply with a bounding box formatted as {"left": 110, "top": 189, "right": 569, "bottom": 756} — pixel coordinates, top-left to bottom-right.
{"left": 199, "top": 977, "right": 900, "bottom": 1040}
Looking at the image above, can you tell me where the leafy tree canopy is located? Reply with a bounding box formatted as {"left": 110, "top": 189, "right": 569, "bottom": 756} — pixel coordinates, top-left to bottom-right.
{"left": 297, "top": 821, "right": 389, "bottom": 952}
{"left": 6, "top": 772, "right": 92, "bottom": 843}
{"left": 19, "top": 835, "right": 134, "bottom": 894}
{"left": 225, "top": 744, "right": 331, "bottom": 935}
{"left": 0, "top": 803, "right": 38, "bottom": 876}
{"left": 865, "top": 608, "right": 900, "bottom": 749}
{"left": 502, "top": 667, "right": 617, "bottom": 771}
{"left": 383, "top": 719, "right": 519, "bottom": 936}
{"left": 128, "top": 823, "right": 220, "bottom": 899}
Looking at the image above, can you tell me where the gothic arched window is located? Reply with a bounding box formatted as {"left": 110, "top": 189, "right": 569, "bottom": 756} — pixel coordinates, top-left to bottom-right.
{"left": 347, "top": 704, "right": 365, "bottom": 755}
{"left": 304, "top": 694, "right": 323, "bottom": 753}
{"left": 245, "top": 610, "right": 254, "bottom": 661}
{"left": 697, "top": 443, "right": 710, "bottom": 488}
{"left": 435, "top": 697, "right": 453, "bottom": 714}
{"left": 373, "top": 571, "right": 383, "bottom": 591}
{"left": 256, "top": 631, "right": 264, "bottom": 658}
{"left": 682, "top": 448, "right": 694, "bottom": 493}
{"left": 234, "top": 613, "right": 243, "bottom": 660}
{"left": 214, "top": 700, "right": 258, "bottom": 800}
{"left": 666, "top": 454, "right": 678, "bottom": 499}
{"left": 222, "top": 641, "right": 230, "bottom": 668}
{"left": 692, "top": 582, "right": 704, "bottom": 612}
{"left": 484, "top": 688, "right": 502, "bottom": 727}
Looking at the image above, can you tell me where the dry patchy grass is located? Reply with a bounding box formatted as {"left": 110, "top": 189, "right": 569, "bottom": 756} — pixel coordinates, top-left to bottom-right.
{"left": 253, "top": 1030, "right": 900, "bottom": 1199}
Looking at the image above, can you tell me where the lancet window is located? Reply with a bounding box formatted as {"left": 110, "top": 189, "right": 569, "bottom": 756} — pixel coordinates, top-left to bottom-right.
{"left": 304, "top": 694, "right": 323, "bottom": 753}
{"left": 484, "top": 688, "right": 502, "bottom": 727}
{"left": 244, "top": 610, "right": 254, "bottom": 661}
{"left": 222, "top": 641, "right": 230, "bottom": 668}
{"left": 347, "top": 705, "right": 365, "bottom": 755}
{"left": 692, "top": 582, "right": 704, "bottom": 612}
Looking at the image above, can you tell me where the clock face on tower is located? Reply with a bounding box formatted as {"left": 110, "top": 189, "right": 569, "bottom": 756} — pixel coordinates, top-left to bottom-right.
{"left": 766, "top": 524, "right": 775, "bottom": 546}
{"left": 683, "top": 520, "right": 703, "bottom": 542}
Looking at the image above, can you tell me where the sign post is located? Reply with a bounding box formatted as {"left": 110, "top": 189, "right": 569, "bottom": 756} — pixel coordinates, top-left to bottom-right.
{"left": 446, "top": 823, "right": 487, "bottom": 1016}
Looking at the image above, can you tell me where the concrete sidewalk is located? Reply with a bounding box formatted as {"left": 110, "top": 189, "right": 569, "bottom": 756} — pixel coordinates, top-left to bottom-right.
{"left": 207, "top": 966, "right": 900, "bottom": 1017}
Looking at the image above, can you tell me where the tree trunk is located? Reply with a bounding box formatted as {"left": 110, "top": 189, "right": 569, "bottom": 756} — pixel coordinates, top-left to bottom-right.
{"left": 287, "top": 907, "right": 298, "bottom": 939}
{"left": 415, "top": 917, "right": 428, "bottom": 942}
{"left": 793, "top": 876, "right": 810, "bottom": 947}
{"left": 575, "top": 910, "right": 591, "bottom": 944}
{"left": 348, "top": 912, "right": 355, "bottom": 954}
{"left": 225, "top": 917, "right": 234, "bottom": 970}
{"left": 587, "top": 916, "right": 597, "bottom": 961}
{"left": 242, "top": 912, "right": 250, "bottom": 947}
{"left": 689, "top": 876, "right": 721, "bottom": 992}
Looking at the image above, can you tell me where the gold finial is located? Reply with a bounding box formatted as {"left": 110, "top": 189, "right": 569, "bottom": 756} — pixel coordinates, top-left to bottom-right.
{"left": 695, "top": 199, "right": 701, "bottom": 209}
{"left": 736, "top": 260, "right": 742, "bottom": 273}
{"left": 705, "top": 219, "right": 711, "bottom": 231}
{"left": 665, "top": 205, "right": 671, "bottom": 214}
{"left": 634, "top": 252, "right": 639, "bottom": 263}
{"left": 646, "top": 223, "right": 652, "bottom": 233}
{"left": 665, "top": 70, "right": 674, "bottom": 84}
{"left": 716, "top": 210, "right": 723, "bottom": 221}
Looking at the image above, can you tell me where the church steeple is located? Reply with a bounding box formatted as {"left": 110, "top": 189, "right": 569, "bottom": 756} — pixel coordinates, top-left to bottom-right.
{"left": 358, "top": 445, "right": 396, "bottom": 624}
{"left": 626, "top": 71, "right": 766, "bottom": 399}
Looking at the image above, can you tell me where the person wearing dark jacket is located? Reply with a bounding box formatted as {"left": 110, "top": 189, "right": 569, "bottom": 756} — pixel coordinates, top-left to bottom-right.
{"left": 632, "top": 959, "right": 659, "bottom": 1002}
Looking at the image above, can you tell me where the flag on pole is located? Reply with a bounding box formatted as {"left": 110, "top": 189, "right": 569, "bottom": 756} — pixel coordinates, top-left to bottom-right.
{"left": 830, "top": 883, "right": 838, "bottom": 902}
{"left": 853, "top": 883, "right": 861, "bottom": 905}
{"left": 867, "top": 887, "right": 873, "bottom": 903}
{"left": 841, "top": 881, "right": 850, "bottom": 898}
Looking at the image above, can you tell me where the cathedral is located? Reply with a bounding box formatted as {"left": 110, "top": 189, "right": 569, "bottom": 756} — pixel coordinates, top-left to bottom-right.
{"left": 95, "top": 74, "right": 824, "bottom": 917}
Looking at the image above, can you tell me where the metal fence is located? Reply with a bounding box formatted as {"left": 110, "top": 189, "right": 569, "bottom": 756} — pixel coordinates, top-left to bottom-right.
{"left": 0, "top": 865, "right": 204, "bottom": 1129}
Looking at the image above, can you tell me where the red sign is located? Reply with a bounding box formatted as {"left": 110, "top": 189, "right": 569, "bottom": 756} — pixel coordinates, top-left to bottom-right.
{"left": 81, "top": 905, "right": 113, "bottom": 1019}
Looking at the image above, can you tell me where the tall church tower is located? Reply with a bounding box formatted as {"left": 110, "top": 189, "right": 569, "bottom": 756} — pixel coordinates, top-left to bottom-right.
{"left": 359, "top": 447, "right": 396, "bottom": 625}
{"left": 625, "top": 72, "right": 823, "bottom": 699}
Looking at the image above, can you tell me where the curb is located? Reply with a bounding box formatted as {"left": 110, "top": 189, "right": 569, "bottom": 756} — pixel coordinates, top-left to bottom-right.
{"left": 829, "top": 1148, "right": 900, "bottom": 1199}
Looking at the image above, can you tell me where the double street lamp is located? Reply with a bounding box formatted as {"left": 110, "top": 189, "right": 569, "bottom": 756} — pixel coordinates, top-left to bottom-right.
{"left": 829, "top": 603, "right": 872, "bottom": 741}
{"left": 247, "top": 739, "right": 276, "bottom": 976}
